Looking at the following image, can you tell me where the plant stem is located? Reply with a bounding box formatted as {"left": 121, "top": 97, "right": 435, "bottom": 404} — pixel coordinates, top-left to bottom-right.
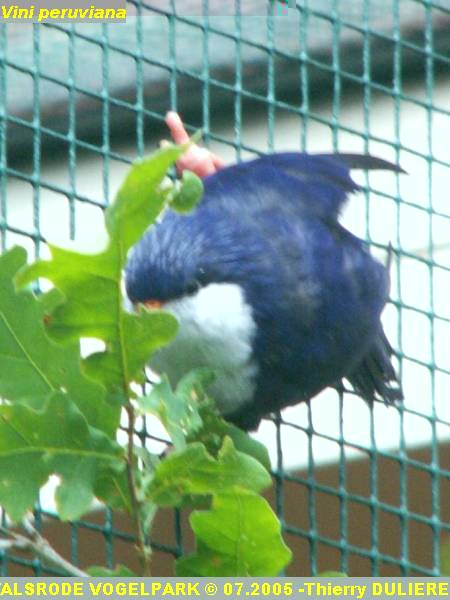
{"left": 125, "top": 403, "right": 152, "bottom": 576}
{"left": 0, "top": 520, "right": 88, "bottom": 577}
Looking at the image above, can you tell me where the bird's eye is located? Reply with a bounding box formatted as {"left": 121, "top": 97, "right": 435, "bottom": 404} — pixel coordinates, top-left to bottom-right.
{"left": 185, "top": 280, "right": 201, "bottom": 296}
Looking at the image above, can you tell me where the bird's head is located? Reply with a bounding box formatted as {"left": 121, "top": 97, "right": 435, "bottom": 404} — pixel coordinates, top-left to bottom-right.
{"left": 124, "top": 203, "right": 261, "bottom": 423}
{"left": 125, "top": 199, "right": 260, "bottom": 308}
{"left": 125, "top": 210, "right": 210, "bottom": 306}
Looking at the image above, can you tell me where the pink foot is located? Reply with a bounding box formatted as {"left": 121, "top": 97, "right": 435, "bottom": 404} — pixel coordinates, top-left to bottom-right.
{"left": 165, "top": 111, "right": 225, "bottom": 178}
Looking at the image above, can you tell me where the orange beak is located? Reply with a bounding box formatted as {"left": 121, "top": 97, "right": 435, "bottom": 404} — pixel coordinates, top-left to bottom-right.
{"left": 144, "top": 299, "right": 163, "bottom": 310}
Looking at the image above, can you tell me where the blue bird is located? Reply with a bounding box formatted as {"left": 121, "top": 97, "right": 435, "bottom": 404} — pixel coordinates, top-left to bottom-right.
{"left": 125, "top": 149, "right": 404, "bottom": 431}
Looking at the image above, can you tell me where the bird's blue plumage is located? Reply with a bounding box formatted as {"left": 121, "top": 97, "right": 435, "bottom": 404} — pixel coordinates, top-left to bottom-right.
{"left": 126, "top": 152, "right": 403, "bottom": 430}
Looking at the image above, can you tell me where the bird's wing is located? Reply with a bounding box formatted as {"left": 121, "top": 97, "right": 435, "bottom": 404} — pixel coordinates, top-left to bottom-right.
{"left": 203, "top": 152, "right": 402, "bottom": 220}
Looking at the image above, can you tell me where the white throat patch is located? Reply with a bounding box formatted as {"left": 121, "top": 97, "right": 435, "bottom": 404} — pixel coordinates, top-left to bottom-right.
{"left": 150, "top": 282, "right": 258, "bottom": 416}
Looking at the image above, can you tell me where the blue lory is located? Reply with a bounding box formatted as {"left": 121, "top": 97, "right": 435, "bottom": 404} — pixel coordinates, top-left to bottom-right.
{"left": 125, "top": 113, "right": 403, "bottom": 430}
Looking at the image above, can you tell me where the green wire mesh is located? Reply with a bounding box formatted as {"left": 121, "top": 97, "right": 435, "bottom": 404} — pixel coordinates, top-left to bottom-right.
{"left": 1, "top": 0, "right": 450, "bottom": 577}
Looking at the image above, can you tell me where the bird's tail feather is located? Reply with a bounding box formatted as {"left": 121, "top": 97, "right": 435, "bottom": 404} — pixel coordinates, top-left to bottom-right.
{"left": 321, "top": 153, "right": 407, "bottom": 174}
{"left": 346, "top": 331, "right": 403, "bottom": 405}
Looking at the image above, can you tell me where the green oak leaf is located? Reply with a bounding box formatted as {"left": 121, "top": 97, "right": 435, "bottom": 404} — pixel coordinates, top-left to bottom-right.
{"left": 142, "top": 368, "right": 270, "bottom": 469}
{"left": 191, "top": 408, "right": 272, "bottom": 471}
{"left": 17, "top": 146, "right": 186, "bottom": 396}
{"left": 0, "top": 391, "right": 122, "bottom": 522}
{"left": 105, "top": 145, "right": 185, "bottom": 250}
{"left": 147, "top": 437, "right": 271, "bottom": 506}
{"left": 94, "top": 464, "right": 132, "bottom": 513}
{"left": 141, "top": 368, "right": 270, "bottom": 468}
{"left": 0, "top": 247, "right": 118, "bottom": 436}
{"left": 82, "top": 310, "right": 177, "bottom": 389}
{"left": 170, "top": 170, "right": 204, "bottom": 214}
{"left": 176, "top": 492, "right": 292, "bottom": 576}
{"left": 441, "top": 536, "right": 450, "bottom": 575}
{"left": 138, "top": 369, "right": 213, "bottom": 450}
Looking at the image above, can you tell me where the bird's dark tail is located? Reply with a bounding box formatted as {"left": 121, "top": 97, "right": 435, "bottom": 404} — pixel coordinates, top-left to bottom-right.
{"left": 322, "top": 153, "right": 407, "bottom": 174}
{"left": 346, "top": 330, "right": 403, "bottom": 405}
